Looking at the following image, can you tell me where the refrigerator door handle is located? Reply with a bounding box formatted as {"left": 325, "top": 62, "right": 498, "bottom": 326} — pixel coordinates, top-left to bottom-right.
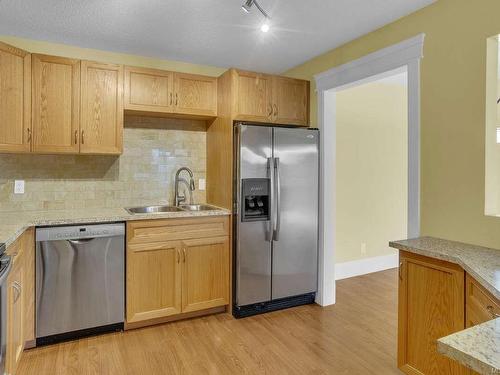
{"left": 274, "top": 157, "right": 281, "bottom": 241}
{"left": 267, "top": 157, "right": 275, "bottom": 242}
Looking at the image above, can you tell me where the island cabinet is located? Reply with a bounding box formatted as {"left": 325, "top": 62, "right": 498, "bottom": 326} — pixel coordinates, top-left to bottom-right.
{"left": 0, "top": 41, "right": 31, "bottom": 153}
{"left": 125, "top": 216, "right": 230, "bottom": 327}
{"left": 398, "top": 251, "right": 469, "bottom": 375}
{"left": 465, "top": 274, "right": 500, "bottom": 328}
{"left": 124, "top": 66, "right": 217, "bottom": 118}
{"left": 5, "top": 228, "right": 35, "bottom": 375}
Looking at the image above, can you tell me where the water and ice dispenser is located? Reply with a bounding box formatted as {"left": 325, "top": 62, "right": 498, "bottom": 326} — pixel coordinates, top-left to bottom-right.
{"left": 241, "top": 178, "right": 270, "bottom": 222}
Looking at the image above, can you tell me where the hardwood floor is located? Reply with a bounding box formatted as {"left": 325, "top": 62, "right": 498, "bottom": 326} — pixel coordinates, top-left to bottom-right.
{"left": 18, "top": 269, "right": 400, "bottom": 375}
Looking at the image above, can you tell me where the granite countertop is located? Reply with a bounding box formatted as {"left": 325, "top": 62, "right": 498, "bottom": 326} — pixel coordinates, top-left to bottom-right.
{"left": 389, "top": 236, "right": 500, "bottom": 375}
{"left": 0, "top": 206, "right": 231, "bottom": 247}
{"left": 438, "top": 319, "right": 500, "bottom": 375}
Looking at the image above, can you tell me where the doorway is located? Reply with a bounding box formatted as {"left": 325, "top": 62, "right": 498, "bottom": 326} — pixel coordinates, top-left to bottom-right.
{"left": 314, "top": 34, "right": 424, "bottom": 306}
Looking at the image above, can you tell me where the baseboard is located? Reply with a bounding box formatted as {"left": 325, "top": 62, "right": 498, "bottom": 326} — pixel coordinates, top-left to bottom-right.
{"left": 335, "top": 252, "right": 398, "bottom": 280}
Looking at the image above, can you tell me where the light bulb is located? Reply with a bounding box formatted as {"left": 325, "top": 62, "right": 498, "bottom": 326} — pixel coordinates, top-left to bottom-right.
{"left": 261, "top": 23, "right": 270, "bottom": 33}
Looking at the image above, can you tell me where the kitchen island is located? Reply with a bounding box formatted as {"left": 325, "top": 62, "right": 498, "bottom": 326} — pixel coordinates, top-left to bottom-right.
{"left": 390, "top": 237, "right": 500, "bottom": 375}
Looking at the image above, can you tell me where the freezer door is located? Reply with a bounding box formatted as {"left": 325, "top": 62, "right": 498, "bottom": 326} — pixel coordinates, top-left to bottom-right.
{"left": 235, "top": 124, "right": 273, "bottom": 306}
{"left": 272, "top": 127, "right": 319, "bottom": 300}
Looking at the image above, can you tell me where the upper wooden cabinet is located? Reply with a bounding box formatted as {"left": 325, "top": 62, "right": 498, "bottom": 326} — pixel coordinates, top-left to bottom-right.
{"left": 174, "top": 73, "right": 217, "bottom": 117}
{"left": 272, "top": 76, "right": 309, "bottom": 126}
{"left": 32, "top": 54, "right": 81, "bottom": 154}
{"left": 398, "top": 251, "right": 469, "bottom": 375}
{"left": 231, "top": 69, "right": 310, "bottom": 126}
{"left": 0, "top": 42, "right": 31, "bottom": 153}
{"left": 124, "top": 66, "right": 174, "bottom": 114}
{"left": 233, "top": 70, "right": 273, "bottom": 123}
{"left": 80, "top": 61, "right": 123, "bottom": 154}
{"left": 124, "top": 66, "right": 217, "bottom": 118}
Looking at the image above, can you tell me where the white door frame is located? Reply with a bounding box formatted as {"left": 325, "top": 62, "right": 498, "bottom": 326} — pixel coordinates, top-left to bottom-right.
{"left": 314, "top": 34, "right": 425, "bottom": 306}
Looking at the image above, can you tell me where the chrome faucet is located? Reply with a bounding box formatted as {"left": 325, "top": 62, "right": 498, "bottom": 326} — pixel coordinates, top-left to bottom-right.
{"left": 174, "top": 167, "right": 196, "bottom": 206}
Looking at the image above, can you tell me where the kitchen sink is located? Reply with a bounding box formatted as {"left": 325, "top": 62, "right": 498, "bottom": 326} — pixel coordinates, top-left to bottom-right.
{"left": 125, "top": 205, "right": 185, "bottom": 214}
{"left": 179, "top": 204, "right": 219, "bottom": 211}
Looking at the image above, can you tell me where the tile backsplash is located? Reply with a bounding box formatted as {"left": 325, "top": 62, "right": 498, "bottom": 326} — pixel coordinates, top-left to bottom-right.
{"left": 0, "top": 116, "right": 207, "bottom": 212}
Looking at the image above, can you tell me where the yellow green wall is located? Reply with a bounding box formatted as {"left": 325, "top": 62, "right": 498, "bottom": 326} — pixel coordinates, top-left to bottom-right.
{"left": 0, "top": 35, "right": 226, "bottom": 77}
{"left": 335, "top": 76, "right": 408, "bottom": 263}
{"left": 285, "top": 0, "right": 500, "bottom": 248}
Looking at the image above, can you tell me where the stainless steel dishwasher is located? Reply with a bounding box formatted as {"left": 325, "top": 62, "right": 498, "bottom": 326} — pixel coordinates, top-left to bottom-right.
{"left": 35, "top": 223, "right": 125, "bottom": 345}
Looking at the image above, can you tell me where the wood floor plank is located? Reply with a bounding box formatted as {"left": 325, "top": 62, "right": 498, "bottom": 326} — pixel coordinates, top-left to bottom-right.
{"left": 18, "top": 269, "right": 400, "bottom": 375}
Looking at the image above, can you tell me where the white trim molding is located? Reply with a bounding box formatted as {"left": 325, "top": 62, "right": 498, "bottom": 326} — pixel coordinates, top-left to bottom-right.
{"left": 335, "top": 253, "right": 399, "bottom": 281}
{"left": 314, "top": 33, "right": 425, "bottom": 306}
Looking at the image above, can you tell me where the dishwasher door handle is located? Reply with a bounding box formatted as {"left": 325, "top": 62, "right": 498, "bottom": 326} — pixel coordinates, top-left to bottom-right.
{"left": 68, "top": 238, "right": 97, "bottom": 245}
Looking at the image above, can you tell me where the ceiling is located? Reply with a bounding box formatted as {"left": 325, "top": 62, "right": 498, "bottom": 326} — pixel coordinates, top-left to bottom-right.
{"left": 0, "top": 0, "right": 435, "bottom": 74}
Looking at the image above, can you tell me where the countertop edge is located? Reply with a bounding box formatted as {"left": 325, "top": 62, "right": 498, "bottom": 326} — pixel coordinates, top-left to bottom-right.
{"left": 389, "top": 238, "right": 500, "bottom": 301}
{"left": 2, "top": 208, "right": 231, "bottom": 248}
{"left": 437, "top": 319, "right": 500, "bottom": 374}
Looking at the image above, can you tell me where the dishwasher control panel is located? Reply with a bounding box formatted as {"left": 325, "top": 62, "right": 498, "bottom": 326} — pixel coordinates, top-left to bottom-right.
{"left": 36, "top": 223, "right": 125, "bottom": 241}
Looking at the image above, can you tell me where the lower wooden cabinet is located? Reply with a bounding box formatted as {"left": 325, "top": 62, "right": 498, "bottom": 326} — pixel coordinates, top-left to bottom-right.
{"left": 126, "top": 216, "right": 230, "bottom": 325}
{"left": 181, "top": 236, "right": 229, "bottom": 313}
{"left": 5, "top": 228, "right": 34, "bottom": 375}
{"left": 465, "top": 273, "right": 500, "bottom": 328}
{"left": 126, "top": 241, "right": 182, "bottom": 323}
{"left": 398, "top": 251, "right": 468, "bottom": 375}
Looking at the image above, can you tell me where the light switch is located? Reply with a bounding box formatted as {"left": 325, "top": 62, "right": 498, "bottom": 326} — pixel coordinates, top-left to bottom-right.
{"left": 14, "top": 180, "right": 25, "bottom": 194}
{"left": 198, "top": 178, "right": 206, "bottom": 191}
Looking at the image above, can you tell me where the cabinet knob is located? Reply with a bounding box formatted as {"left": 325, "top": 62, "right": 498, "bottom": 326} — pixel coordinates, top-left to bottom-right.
{"left": 81, "top": 130, "right": 85, "bottom": 145}
{"left": 487, "top": 305, "right": 500, "bottom": 319}
{"left": 74, "top": 130, "right": 78, "bottom": 144}
{"left": 399, "top": 262, "right": 403, "bottom": 281}
{"left": 182, "top": 248, "right": 186, "bottom": 263}
{"left": 175, "top": 93, "right": 179, "bottom": 106}
{"left": 27, "top": 128, "right": 32, "bottom": 143}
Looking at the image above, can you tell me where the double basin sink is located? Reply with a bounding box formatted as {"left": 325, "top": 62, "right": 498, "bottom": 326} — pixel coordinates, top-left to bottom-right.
{"left": 126, "top": 204, "right": 219, "bottom": 215}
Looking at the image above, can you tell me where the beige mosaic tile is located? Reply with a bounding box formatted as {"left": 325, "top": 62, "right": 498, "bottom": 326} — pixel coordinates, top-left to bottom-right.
{"left": 0, "top": 116, "right": 207, "bottom": 212}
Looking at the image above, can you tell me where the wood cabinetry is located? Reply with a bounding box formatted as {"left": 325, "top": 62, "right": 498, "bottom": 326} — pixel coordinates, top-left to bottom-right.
{"left": 126, "top": 241, "right": 182, "bottom": 322}
{"left": 272, "top": 76, "right": 309, "bottom": 126}
{"left": 398, "top": 251, "right": 468, "bottom": 375}
{"left": 32, "top": 54, "right": 81, "bottom": 154}
{"left": 124, "top": 66, "right": 217, "bottom": 118}
{"left": 232, "top": 69, "right": 309, "bottom": 126}
{"left": 5, "top": 228, "right": 34, "bottom": 375}
{"left": 80, "top": 61, "right": 123, "bottom": 154}
{"left": 181, "top": 236, "right": 229, "bottom": 313}
{"left": 233, "top": 70, "right": 274, "bottom": 122}
{"left": 0, "top": 42, "right": 31, "bottom": 153}
{"left": 174, "top": 72, "right": 217, "bottom": 117}
{"left": 124, "top": 66, "right": 174, "bottom": 114}
{"left": 126, "top": 216, "right": 230, "bottom": 325}
{"left": 465, "top": 273, "right": 500, "bottom": 327}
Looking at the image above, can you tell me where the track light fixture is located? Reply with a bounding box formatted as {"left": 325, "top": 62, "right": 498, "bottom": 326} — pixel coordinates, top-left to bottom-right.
{"left": 241, "top": 0, "right": 271, "bottom": 32}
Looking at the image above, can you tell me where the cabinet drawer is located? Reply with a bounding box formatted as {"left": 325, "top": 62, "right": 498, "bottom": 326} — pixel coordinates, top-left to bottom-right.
{"left": 466, "top": 274, "right": 500, "bottom": 326}
{"left": 127, "top": 216, "right": 229, "bottom": 244}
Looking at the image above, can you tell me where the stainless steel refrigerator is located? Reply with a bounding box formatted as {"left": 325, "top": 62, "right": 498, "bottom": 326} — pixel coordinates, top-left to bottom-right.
{"left": 233, "top": 123, "right": 319, "bottom": 318}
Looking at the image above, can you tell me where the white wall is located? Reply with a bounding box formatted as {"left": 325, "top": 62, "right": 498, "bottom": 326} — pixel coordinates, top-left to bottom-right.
{"left": 334, "top": 72, "right": 408, "bottom": 264}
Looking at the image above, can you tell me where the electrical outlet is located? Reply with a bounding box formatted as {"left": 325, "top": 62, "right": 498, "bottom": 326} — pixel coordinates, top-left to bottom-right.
{"left": 14, "top": 180, "right": 25, "bottom": 194}
{"left": 199, "top": 178, "right": 206, "bottom": 191}
{"left": 360, "top": 242, "right": 367, "bottom": 255}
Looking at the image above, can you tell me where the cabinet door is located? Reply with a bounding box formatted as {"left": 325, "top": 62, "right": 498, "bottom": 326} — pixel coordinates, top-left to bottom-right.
{"left": 124, "top": 66, "right": 174, "bottom": 114}
{"left": 6, "top": 262, "right": 24, "bottom": 375}
{"left": 233, "top": 70, "right": 273, "bottom": 123}
{"left": 181, "top": 236, "right": 229, "bottom": 313}
{"left": 32, "top": 54, "right": 80, "bottom": 154}
{"left": 80, "top": 61, "right": 123, "bottom": 154}
{"left": 174, "top": 73, "right": 217, "bottom": 117}
{"left": 272, "top": 76, "right": 309, "bottom": 126}
{"left": 126, "top": 241, "right": 182, "bottom": 323}
{"left": 0, "top": 42, "right": 31, "bottom": 153}
{"left": 398, "top": 251, "right": 468, "bottom": 375}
